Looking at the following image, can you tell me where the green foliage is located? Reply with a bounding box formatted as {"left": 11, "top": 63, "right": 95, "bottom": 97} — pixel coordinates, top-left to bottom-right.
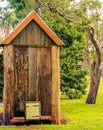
{"left": 46, "top": 13, "right": 88, "bottom": 99}
{"left": 58, "top": 21, "right": 88, "bottom": 99}
{"left": 60, "top": 45, "right": 88, "bottom": 99}
{"left": 0, "top": 3, "right": 19, "bottom": 37}
{"left": 0, "top": 11, "right": 19, "bottom": 28}
{"left": 8, "top": 0, "right": 35, "bottom": 20}
{"left": 61, "top": 69, "right": 88, "bottom": 99}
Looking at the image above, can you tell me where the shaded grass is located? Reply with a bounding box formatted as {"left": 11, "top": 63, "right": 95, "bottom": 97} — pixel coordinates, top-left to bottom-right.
{"left": 0, "top": 77, "right": 103, "bottom": 130}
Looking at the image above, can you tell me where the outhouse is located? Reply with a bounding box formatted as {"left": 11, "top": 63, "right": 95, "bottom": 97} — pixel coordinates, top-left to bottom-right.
{"left": 1, "top": 11, "right": 63, "bottom": 125}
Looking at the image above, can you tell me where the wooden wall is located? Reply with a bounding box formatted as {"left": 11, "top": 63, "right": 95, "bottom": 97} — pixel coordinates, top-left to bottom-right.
{"left": 10, "top": 20, "right": 55, "bottom": 46}
{"left": 3, "top": 45, "right": 60, "bottom": 124}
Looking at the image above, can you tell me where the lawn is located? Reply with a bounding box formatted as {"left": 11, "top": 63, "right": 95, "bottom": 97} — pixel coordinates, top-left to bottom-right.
{"left": 0, "top": 77, "right": 103, "bottom": 130}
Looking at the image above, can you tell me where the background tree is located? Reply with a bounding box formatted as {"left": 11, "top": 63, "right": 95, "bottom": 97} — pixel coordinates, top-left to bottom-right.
{"left": 81, "top": 0, "right": 102, "bottom": 104}
{"left": 54, "top": 19, "right": 88, "bottom": 99}
{"left": 0, "top": 11, "right": 18, "bottom": 38}
{"left": 0, "top": 1, "right": 18, "bottom": 38}
{"left": 37, "top": 0, "right": 103, "bottom": 104}
{"left": 8, "top": 0, "right": 35, "bottom": 20}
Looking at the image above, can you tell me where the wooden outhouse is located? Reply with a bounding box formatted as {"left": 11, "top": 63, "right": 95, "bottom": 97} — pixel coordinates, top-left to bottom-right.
{"left": 1, "top": 11, "right": 63, "bottom": 125}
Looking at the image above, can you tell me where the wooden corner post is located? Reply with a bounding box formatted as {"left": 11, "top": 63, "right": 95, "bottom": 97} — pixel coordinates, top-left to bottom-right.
{"left": 51, "top": 46, "right": 60, "bottom": 124}
{"left": 3, "top": 45, "right": 14, "bottom": 125}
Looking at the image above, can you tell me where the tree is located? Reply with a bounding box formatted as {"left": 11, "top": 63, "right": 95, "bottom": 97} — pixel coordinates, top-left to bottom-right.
{"left": 0, "top": 3, "right": 18, "bottom": 38}
{"left": 37, "top": 0, "right": 103, "bottom": 104}
{"left": 0, "top": 11, "right": 18, "bottom": 38}
{"left": 86, "top": 26, "right": 101, "bottom": 103}
{"left": 53, "top": 17, "right": 88, "bottom": 99}
{"left": 8, "top": 0, "right": 35, "bottom": 20}
{"left": 8, "top": 0, "right": 103, "bottom": 103}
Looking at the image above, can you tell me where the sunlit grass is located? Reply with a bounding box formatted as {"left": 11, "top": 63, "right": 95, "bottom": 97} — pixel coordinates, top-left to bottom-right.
{"left": 0, "top": 107, "right": 3, "bottom": 113}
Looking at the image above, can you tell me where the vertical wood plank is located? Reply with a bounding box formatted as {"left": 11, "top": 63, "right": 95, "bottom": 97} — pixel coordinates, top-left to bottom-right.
{"left": 10, "top": 20, "right": 55, "bottom": 46}
{"left": 34, "top": 22, "right": 40, "bottom": 45}
{"left": 40, "top": 29, "right": 46, "bottom": 46}
{"left": 26, "top": 21, "right": 34, "bottom": 46}
{"left": 11, "top": 34, "right": 20, "bottom": 45}
{"left": 37, "top": 47, "right": 52, "bottom": 115}
{"left": 14, "top": 47, "right": 28, "bottom": 117}
{"left": 3, "top": 45, "right": 14, "bottom": 125}
{"left": 51, "top": 46, "right": 60, "bottom": 124}
{"left": 28, "top": 47, "right": 37, "bottom": 101}
{"left": 20, "top": 27, "right": 27, "bottom": 45}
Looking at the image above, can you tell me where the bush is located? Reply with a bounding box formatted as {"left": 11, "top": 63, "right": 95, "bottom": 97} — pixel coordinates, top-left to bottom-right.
{"left": 60, "top": 42, "right": 88, "bottom": 99}
{"left": 61, "top": 68, "right": 88, "bottom": 99}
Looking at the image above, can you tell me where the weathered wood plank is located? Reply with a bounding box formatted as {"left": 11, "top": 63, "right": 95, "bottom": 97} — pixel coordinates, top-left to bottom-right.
{"left": 10, "top": 20, "right": 55, "bottom": 46}
{"left": 19, "top": 26, "right": 27, "bottom": 45}
{"left": 10, "top": 117, "right": 25, "bottom": 123}
{"left": 34, "top": 22, "right": 40, "bottom": 45}
{"left": 37, "top": 47, "right": 52, "bottom": 115}
{"left": 26, "top": 21, "right": 34, "bottom": 46}
{"left": 28, "top": 47, "right": 37, "bottom": 101}
{"left": 3, "top": 45, "right": 14, "bottom": 125}
{"left": 14, "top": 47, "right": 28, "bottom": 117}
{"left": 10, "top": 116, "right": 55, "bottom": 123}
{"left": 11, "top": 34, "right": 20, "bottom": 45}
{"left": 40, "top": 29, "right": 46, "bottom": 45}
{"left": 51, "top": 46, "right": 60, "bottom": 124}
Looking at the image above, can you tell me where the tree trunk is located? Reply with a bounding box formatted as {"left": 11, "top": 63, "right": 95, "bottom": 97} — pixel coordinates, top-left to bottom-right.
{"left": 86, "top": 61, "right": 101, "bottom": 104}
{"left": 86, "top": 27, "right": 101, "bottom": 104}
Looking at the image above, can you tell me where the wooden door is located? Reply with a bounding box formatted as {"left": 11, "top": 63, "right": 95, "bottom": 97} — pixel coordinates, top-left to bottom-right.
{"left": 37, "top": 47, "right": 52, "bottom": 115}
{"left": 14, "top": 47, "right": 28, "bottom": 116}
{"left": 13, "top": 47, "right": 52, "bottom": 117}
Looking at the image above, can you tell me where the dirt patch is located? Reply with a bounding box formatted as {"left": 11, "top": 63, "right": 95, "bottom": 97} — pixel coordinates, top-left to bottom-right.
{"left": 60, "top": 114, "right": 71, "bottom": 124}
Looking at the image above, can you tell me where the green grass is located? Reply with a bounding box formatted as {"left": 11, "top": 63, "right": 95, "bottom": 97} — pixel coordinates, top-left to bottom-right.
{"left": 0, "top": 106, "right": 3, "bottom": 113}
{"left": 0, "top": 77, "right": 103, "bottom": 130}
